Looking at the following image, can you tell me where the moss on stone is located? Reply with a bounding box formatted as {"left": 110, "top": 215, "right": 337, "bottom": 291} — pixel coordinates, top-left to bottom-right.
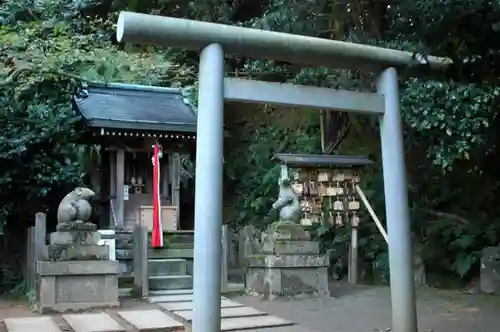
{"left": 56, "top": 221, "right": 97, "bottom": 232}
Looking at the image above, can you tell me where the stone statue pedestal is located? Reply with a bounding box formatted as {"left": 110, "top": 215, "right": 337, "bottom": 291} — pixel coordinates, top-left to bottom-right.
{"left": 480, "top": 246, "right": 500, "bottom": 294}
{"left": 245, "top": 222, "right": 330, "bottom": 299}
{"left": 37, "top": 221, "right": 119, "bottom": 313}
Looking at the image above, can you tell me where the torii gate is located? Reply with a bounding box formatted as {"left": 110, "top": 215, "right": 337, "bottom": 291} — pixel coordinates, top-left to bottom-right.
{"left": 116, "top": 11, "right": 450, "bottom": 332}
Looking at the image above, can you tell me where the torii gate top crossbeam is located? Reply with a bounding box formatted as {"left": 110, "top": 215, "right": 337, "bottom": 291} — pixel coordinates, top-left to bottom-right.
{"left": 116, "top": 11, "right": 450, "bottom": 73}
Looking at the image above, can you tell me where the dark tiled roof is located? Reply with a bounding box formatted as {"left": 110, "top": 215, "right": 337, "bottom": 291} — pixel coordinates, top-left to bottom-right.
{"left": 73, "top": 83, "right": 197, "bottom": 133}
{"left": 273, "top": 153, "right": 373, "bottom": 168}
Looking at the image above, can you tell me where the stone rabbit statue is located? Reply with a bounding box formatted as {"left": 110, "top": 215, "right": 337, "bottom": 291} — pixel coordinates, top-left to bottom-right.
{"left": 57, "top": 187, "right": 96, "bottom": 224}
{"left": 272, "top": 177, "right": 301, "bottom": 224}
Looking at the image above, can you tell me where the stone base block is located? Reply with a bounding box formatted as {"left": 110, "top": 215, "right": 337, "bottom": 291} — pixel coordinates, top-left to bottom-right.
{"left": 247, "top": 254, "right": 328, "bottom": 268}
{"left": 57, "top": 221, "right": 97, "bottom": 232}
{"left": 44, "top": 244, "right": 109, "bottom": 261}
{"left": 261, "top": 240, "right": 319, "bottom": 255}
{"left": 262, "top": 222, "right": 311, "bottom": 242}
{"left": 246, "top": 254, "right": 329, "bottom": 299}
{"left": 36, "top": 260, "right": 119, "bottom": 313}
{"left": 481, "top": 246, "right": 500, "bottom": 294}
{"left": 50, "top": 231, "right": 101, "bottom": 245}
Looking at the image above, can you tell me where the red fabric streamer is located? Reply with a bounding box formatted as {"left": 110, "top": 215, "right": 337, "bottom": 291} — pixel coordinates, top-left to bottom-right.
{"left": 151, "top": 143, "right": 163, "bottom": 248}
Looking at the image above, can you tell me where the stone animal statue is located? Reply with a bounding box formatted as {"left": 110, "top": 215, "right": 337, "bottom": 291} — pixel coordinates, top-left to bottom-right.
{"left": 272, "top": 178, "right": 301, "bottom": 223}
{"left": 57, "top": 187, "right": 96, "bottom": 223}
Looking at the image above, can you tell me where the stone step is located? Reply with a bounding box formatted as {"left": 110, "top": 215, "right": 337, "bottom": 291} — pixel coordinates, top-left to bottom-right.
{"left": 63, "top": 313, "right": 125, "bottom": 332}
{"left": 116, "top": 249, "right": 133, "bottom": 260}
{"left": 148, "top": 293, "right": 196, "bottom": 303}
{"left": 4, "top": 311, "right": 187, "bottom": 332}
{"left": 149, "top": 289, "right": 193, "bottom": 296}
{"left": 167, "top": 242, "right": 194, "bottom": 249}
{"left": 4, "top": 316, "right": 61, "bottom": 332}
{"left": 115, "top": 238, "right": 133, "bottom": 250}
{"left": 160, "top": 298, "right": 244, "bottom": 312}
{"left": 163, "top": 231, "right": 195, "bottom": 244}
{"left": 115, "top": 246, "right": 194, "bottom": 260}
{"left": 117, "top": 309, "right": 184, "bottom": 331}
{"left": 148, "top": 248, "right": 193, "bottom": 259}
{"left": 3, "top": 310, "right": 296, "bottom": 332}
{"left": 148, "top": 258, "right": 187, "bottom": 276}
{"left": 149, "top": 275, "right": 193, "bottom": 290}
{"left": 115, "top": 231, "right": 194, "bottom": 249}
{"left": 119, "top": 288, "right": 133, "bottom": 297}
{"left": 220, "top": 316, "right": 294, "bottom": 331}
{"left": 145, "top": 232, "right": 194, "bottom": 243}
{"left": 147, "top": 239, "right": 194, "bottom": 249}
{"left": 149, "top": 293, "right": 228, "bottom": 304}
{"left": 174, "top": 306, "right": 266, "bottom": 321}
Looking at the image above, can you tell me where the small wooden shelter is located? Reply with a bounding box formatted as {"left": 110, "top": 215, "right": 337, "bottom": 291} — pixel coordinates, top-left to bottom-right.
{"left": 274, "top": 152, "right": 373, "bottom": 285}
{"left": 273, "top": 153, "right": 373, "bottom": 227}
{"left": 73, "top": 83, "right": 197, "bottom": 231}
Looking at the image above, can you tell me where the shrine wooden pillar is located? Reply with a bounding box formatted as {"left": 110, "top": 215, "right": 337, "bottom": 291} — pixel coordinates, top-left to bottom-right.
{"left": 100, "top": 146, "right": 111, "bottom": 229}
{"left": 161, "top": 158, "right": 170, "bottom": 201}
{"left": 109, "top": 150, "right": 117, "bottom": 227}
{"left": 115, "top": 149, "right": 125, "bottom": 229}
{"left": 170, "top": 153, "right": 181, "bottom": 227}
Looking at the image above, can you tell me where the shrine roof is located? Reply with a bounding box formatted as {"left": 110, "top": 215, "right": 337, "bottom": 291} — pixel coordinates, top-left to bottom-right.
{"left": 273, "top": 153, "right": 373, "bottom": 169}
{"left": 73, "top": 83, "right": 197, "bottom": 133}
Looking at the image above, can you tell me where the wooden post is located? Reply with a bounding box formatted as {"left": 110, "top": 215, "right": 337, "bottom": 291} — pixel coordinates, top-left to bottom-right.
{"left": 348, "top": 226, "right": 358, "bottom": 285}
{"left": 133, "top": 223, "right": 148, "bottom": 298}
{"left": 26, "top": 227, "right": 35, "bottom": 290}
{"left": 221, "top": 225, "right": 229, "bottom": 293}
{"left": 355, "top": 185, "right": 388, "bottom": 243}
{"left": 35, "top": 213, "right": 46, "bottom": 261}
{"left": 100, "top": 147, "right": 111, "bottom": 228}
{"left": 109, "top": 151, "right": 117, "bottom": 226}
{"left": 239, "top": 225, "right": 256, "bottom": 268}
{"left": 161, "top": 155, "right": 170, "bottom": 201}
{"left": 115, "top": 149, "right": 125, "bottom": 229}
{"left": 319, "top": 110, "right": 326, "bottom": 152}
{"left": 170, "top": 153, "right": 181, "bottom": 226}
{"left": 237, "top": 228, "right": 245, "bottom": 269}
{"left": 227, "top": 232, "right": 237, "bottom": 268}
{"left": 34, "top": 212, "right": 47, "bottom": 291}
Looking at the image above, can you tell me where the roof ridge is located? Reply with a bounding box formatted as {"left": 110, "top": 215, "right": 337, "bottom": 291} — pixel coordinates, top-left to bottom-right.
{"left": 86, "top": 82, "right": 183, "bottom": 94}
{"left": 73, "top": 83, "right": 197, "bottom": 133}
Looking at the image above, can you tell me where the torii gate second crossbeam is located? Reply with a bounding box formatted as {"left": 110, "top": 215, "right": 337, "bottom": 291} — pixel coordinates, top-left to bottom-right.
{"left": 116, "top": 11, "right": 450, "bottom": 332}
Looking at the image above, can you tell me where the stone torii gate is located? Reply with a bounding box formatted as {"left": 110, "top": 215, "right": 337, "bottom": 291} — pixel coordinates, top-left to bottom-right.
{"left": 116, "top": 11, "right": 450, "bottom": 332}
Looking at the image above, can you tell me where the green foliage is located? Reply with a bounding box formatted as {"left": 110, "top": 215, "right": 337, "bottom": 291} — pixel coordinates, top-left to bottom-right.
{"left": 0, "top": 0, "right": 196, "bottom": 230}
{"left": 226, "top": 114, "right": 321, "bottom": 230}
{"left": 27, "top": 287, "right": 37, "bottom": 311}
{"left": 417, "top": 213, "right": 500, "bottom": 279}
{"left": 402, "top": 79, "right": 500, "bottom": 170}
{"left": 0, "top": 0, "right": 499, "bottom": 289}
{"left": 390, "top": 0, "right": 500, "bottom": 283}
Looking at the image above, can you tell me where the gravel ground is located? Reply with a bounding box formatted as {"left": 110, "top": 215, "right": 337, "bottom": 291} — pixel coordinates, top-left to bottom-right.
{"left": 1, "top": 283, "right": 500, "bottom": 332}
{"left": 233, "top": 282, "right": 500, "bottom": 332}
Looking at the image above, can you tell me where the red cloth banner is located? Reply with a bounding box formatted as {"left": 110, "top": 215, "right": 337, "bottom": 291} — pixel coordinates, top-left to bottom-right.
{"left": 151, "top": 143, "right": 163, "bottom": 248}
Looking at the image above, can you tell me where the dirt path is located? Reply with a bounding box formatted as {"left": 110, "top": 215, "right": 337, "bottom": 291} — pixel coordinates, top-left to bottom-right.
{"left": 234, "top": 283, "right": 500, "bottom": 332}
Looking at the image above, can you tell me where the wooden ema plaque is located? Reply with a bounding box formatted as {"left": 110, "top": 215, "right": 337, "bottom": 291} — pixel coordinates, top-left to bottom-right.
{"left": 137, "top": 205, "right": 178, "bottom": 231}
{"left": 293, "top": 168, "right": 361, "bottom": 227}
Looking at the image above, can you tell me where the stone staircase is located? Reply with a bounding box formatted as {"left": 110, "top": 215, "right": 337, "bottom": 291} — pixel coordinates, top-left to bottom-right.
{"left": 116, "top": 230, "right": 195, "bottom": 293}
{"left": 147, "top": 231, "right": 194, "bottom": 292}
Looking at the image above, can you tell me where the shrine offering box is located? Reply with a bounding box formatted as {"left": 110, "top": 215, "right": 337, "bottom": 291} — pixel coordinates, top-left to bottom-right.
{"left": 137, "top": 205, "right": 178, "bottom": 231}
